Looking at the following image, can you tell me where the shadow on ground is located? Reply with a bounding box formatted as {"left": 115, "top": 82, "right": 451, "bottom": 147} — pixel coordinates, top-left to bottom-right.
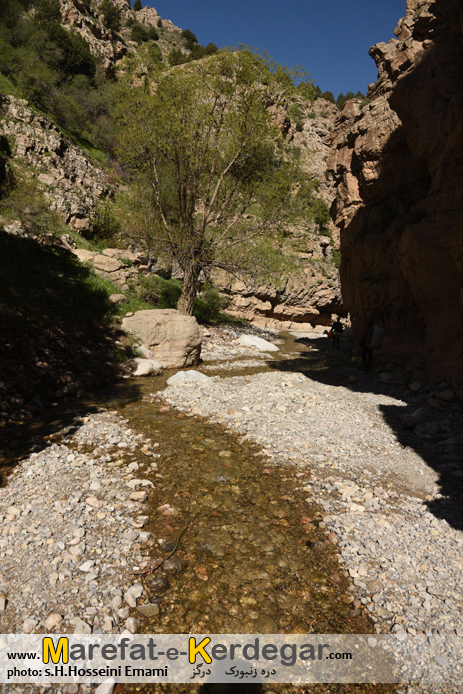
{"left": 0, "top": 231, "right": 142, "bottom": 480}
{"left": 268, "top": 332, "right": 463, "bottom": 531}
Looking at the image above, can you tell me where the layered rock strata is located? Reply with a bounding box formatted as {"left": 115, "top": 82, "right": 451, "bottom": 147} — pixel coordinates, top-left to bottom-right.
{"left": 329, "top": 0, "right": 463, "bottom": 380}
{"left": 0, "top": 95, "right": 111, "bottom": 230}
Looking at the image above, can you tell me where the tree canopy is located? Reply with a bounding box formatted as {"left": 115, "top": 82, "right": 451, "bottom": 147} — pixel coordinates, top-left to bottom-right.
{"left": 116, "top": 49, "right": 322, "bottom": 314}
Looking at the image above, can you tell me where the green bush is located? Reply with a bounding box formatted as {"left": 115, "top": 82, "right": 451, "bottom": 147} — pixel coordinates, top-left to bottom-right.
{"left": 99, "top": 0, "right": 121, "bottom": 33}
{"left": 168, "top": 49, "right": 186, "bottom": 66}
{"left": 0, "top": 174, "right": 66, "bottom": 238}
{"left": 181, "top": 29, "right": 197, "bottom": 44}
{"left": 87, "top": 200, "right": 121, "bottom": 241}
{"left": 35, "top": 0, "right": 61, "bottom": 24}
{"left": 147, "top": 27, "right": 159, "bottom": 40}
{"left": 132, "top": 274, "right": 182, "bottom": 308}
{"left": 147, "top": 43, "right": 162, "bottom": 65}
{"left": 331, "top": 249, "right": 341, "bottom": 268}
{"left": 193, "top": 285, "right": 228, "bottom": 323}
{"left": 133, "top": 0, "right": 142, "bottom": 10}
{"left": 131, "top": 23, "right": 149, "bottom": 43}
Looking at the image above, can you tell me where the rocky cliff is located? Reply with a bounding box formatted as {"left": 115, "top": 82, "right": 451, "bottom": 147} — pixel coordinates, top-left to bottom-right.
{"left": 58, "top": 0, "right": 181, "bottom": 77}
{"left": 0, "top": 94, "right": 111, "bottom": 231}
{"left": 329, "top": 0, "right": 463, "bottom": 379}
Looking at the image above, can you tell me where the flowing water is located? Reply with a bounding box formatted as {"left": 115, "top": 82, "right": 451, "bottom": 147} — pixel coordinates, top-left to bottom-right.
{"left": 1, "top": 331, "right": 396, "bottom": 693}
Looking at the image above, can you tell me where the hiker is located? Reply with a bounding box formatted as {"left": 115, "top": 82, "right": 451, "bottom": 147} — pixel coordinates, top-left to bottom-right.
{"left": 331, "top": 316, "right": 343, "bottom": 350}
{"left": 360, "top": 322, "right": 384, "bottom": 371}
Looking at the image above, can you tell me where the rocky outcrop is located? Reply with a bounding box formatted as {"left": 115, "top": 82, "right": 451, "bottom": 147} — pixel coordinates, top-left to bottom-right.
{"left": 72, "top": 247, "right": 142, "bottom": 288}
{"left": 0, "top": 95, "right": 111, "bottom": 230}
{"left": 329, "top": 0, "right": 463, "bottom": 380}
{"left": 57, "top": 0, "right": 181, "bottom": 77}
{"left": 122, "top": 309, "right": 202, "bottom": 368}
{"left": 213, "top": 262, "right": 344, "bottom": 330}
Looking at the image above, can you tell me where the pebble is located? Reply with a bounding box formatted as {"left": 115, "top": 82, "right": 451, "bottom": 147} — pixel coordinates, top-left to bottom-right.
{"left": 0, "top": 410, "right": 154, "bottom": 636}
{"left": 161, "top": 330, "right": 463, "bottom": 639}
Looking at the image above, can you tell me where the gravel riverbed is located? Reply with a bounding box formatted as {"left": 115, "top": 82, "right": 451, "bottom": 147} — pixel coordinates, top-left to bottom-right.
{"left": 161, "top": 328, "right": 463, "bottom": 641}
{"left": 1, "top": 325, "right": 463, "bottom": 693}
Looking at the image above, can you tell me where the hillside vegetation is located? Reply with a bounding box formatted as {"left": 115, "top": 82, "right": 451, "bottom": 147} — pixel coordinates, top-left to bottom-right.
{"left": 0, "top": 0, "right": 357, "bottom": 330}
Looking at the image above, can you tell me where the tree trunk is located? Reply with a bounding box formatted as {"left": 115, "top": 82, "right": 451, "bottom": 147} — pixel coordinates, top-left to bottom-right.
{"left": 177, "top": 264, "right": 199, "bottom": 315}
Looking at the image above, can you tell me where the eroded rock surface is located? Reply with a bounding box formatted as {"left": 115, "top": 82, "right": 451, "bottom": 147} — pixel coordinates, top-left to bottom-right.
{"left": 329, "top": 0, "right": 463, "bottom": 380}
{"left": 122, "top": 309, "right": 202, "bottom": 369}
{"left": 0, "top": 95, "right": 111, "bottom": 230}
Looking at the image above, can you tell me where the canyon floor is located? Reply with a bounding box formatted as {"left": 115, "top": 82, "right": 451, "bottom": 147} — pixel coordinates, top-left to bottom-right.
{"left": 1, "top": 326, "right": 462, "bottom": 694}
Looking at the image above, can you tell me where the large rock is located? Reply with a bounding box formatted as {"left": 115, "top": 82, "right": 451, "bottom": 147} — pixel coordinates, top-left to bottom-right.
{"left": 133, "top": 358, "right": 163, "bottom": 377}
{"left": 329, "top": 0, "right": 463, "bottom": 380}
{"left": 122, "top": 310, "right": 201, "bottom": 368}
{"left": 238, "top": 335, "right": 279, "bottom": 352}
{"left": 166, "top": 370, "right": 211, "bottom": 386}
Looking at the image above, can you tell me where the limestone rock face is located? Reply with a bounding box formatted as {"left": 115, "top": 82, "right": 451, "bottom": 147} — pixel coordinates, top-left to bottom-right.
{"left": 0, "top": 96, "right": 111, "bottom": 228}
{"left": 72, "top": 247, "right": 140, "bottom": 289}
{"left": 328, "top": 0, "right": 463, "bottom": 379}
{"left": 213, "top": 269, "right": 345, "bottom": 329}
{"left": 122, "top": 310, "right": 202, "bottom": 368}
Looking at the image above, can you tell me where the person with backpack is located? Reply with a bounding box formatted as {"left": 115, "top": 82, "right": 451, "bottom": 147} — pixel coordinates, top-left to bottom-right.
{"left": 359, "top": 322, "right": 384, "bottom": 371}
{"left": 331, "top": 316, "right": 343, "bottom": 350}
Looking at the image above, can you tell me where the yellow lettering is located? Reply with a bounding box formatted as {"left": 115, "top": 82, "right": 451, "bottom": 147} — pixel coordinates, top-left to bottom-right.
{"left": 188, "top": 637, "right": 212, "bottom": 664}
{"left": 42, "top": 637, "right": 69, "bottom": 664}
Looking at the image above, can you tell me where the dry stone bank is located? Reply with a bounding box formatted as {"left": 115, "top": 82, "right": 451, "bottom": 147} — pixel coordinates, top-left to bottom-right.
{"left": 0, "top": 410, "right": 160, "bottom": 638}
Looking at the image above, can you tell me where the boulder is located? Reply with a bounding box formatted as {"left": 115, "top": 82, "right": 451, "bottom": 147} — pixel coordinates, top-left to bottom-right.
{"left": 166, "top": 370, "right": 211, "bottom": 386}
{"left": 122, "top": 309, "right": 202, "bottom": 368}
{"left": 133, "top": 358, "right": 163, "bottom": 377}
{"left": 402, "top": 407, "right": 426, "bottom": 430}
{"left": 238, "top": 335, "right": 279, "bottom": 352}
{"left": 109, "top": 293, "right": 127, "bottom": 305}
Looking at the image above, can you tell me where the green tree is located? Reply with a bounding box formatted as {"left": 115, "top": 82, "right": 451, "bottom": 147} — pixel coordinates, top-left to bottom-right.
{"left": 147, "top": 26, "right": 159, "bottom": 40}
{"left": 147, "top": 42, "right": 162, "bottom": 66}
{"left": 116, "top": 50, "right": 319, "bottom": 314}
{"left": 181, "top": 29, "right": 197, "bottom": 44}
{"left": 99, "top": 0, "right": 121, "bottom": 34}
{"left": 133, "top": 0, "right": 142, "bottom": 10}
{"left": 35, "top": 0, "right": 61, "bottom": 24}
{"left": 130, "top": 22, "right": 149, "bottom": 43}
{"left": 168, "top": 48, "right": 185, "bottom": 66}
{"left": 321, "top": 90, "right": 335, "bottom": 104}
{"left": 336, "top": 90, "right": 354, "bottom": 110}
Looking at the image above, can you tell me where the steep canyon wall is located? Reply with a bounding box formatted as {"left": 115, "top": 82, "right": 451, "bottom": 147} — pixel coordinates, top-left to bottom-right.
{"left": 329, "top": 0, "right": 463, "bottom": 379}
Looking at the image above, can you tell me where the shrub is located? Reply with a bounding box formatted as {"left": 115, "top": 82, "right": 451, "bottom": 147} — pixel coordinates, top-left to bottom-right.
{"left": 133, "top": 0, "right": 142, "bottom": 10}
{"left": 157, "top": 18, "right": 162, "bottom": 28}
{"left": 35, "top": 0, "right": 61, "bottom": 24}
{"left": 193, "top": 284, "right": 228, "bottom": 323}
{"left": 87, "top": 200, "right": 121, "bottom": 241}
{"left": 181, "top": 29, "right": 197, "bottom": 44}
{"left": 204, "top": 42, "right": 218, "bottom": 55}
{"left": 131, "top": 23, "right": 149, "bottom": 43}
{"left": 147, "top": 27, "right": 159, "bottom": 40}
{"left": 168, "top": 49, "right": 186, "bottom": 66}
{"left": 147, "top": 43, "right": 162, "bottom": 65}
{"left": 0, "top": 174, "right": 65, "bottom": 238}
{"left": 132, "top": 274, "right": 182, "bottom": 308}
{"left": 99, "top": 0, "right": 122, "bottom": 33}
{"left": 331, "top": 249, "right": 341, "bottom": 268}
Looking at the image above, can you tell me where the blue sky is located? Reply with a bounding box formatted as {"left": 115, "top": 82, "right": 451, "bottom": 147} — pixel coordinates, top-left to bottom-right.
{"left": 143, "top": 0, "right": 407, "bottom": 98}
